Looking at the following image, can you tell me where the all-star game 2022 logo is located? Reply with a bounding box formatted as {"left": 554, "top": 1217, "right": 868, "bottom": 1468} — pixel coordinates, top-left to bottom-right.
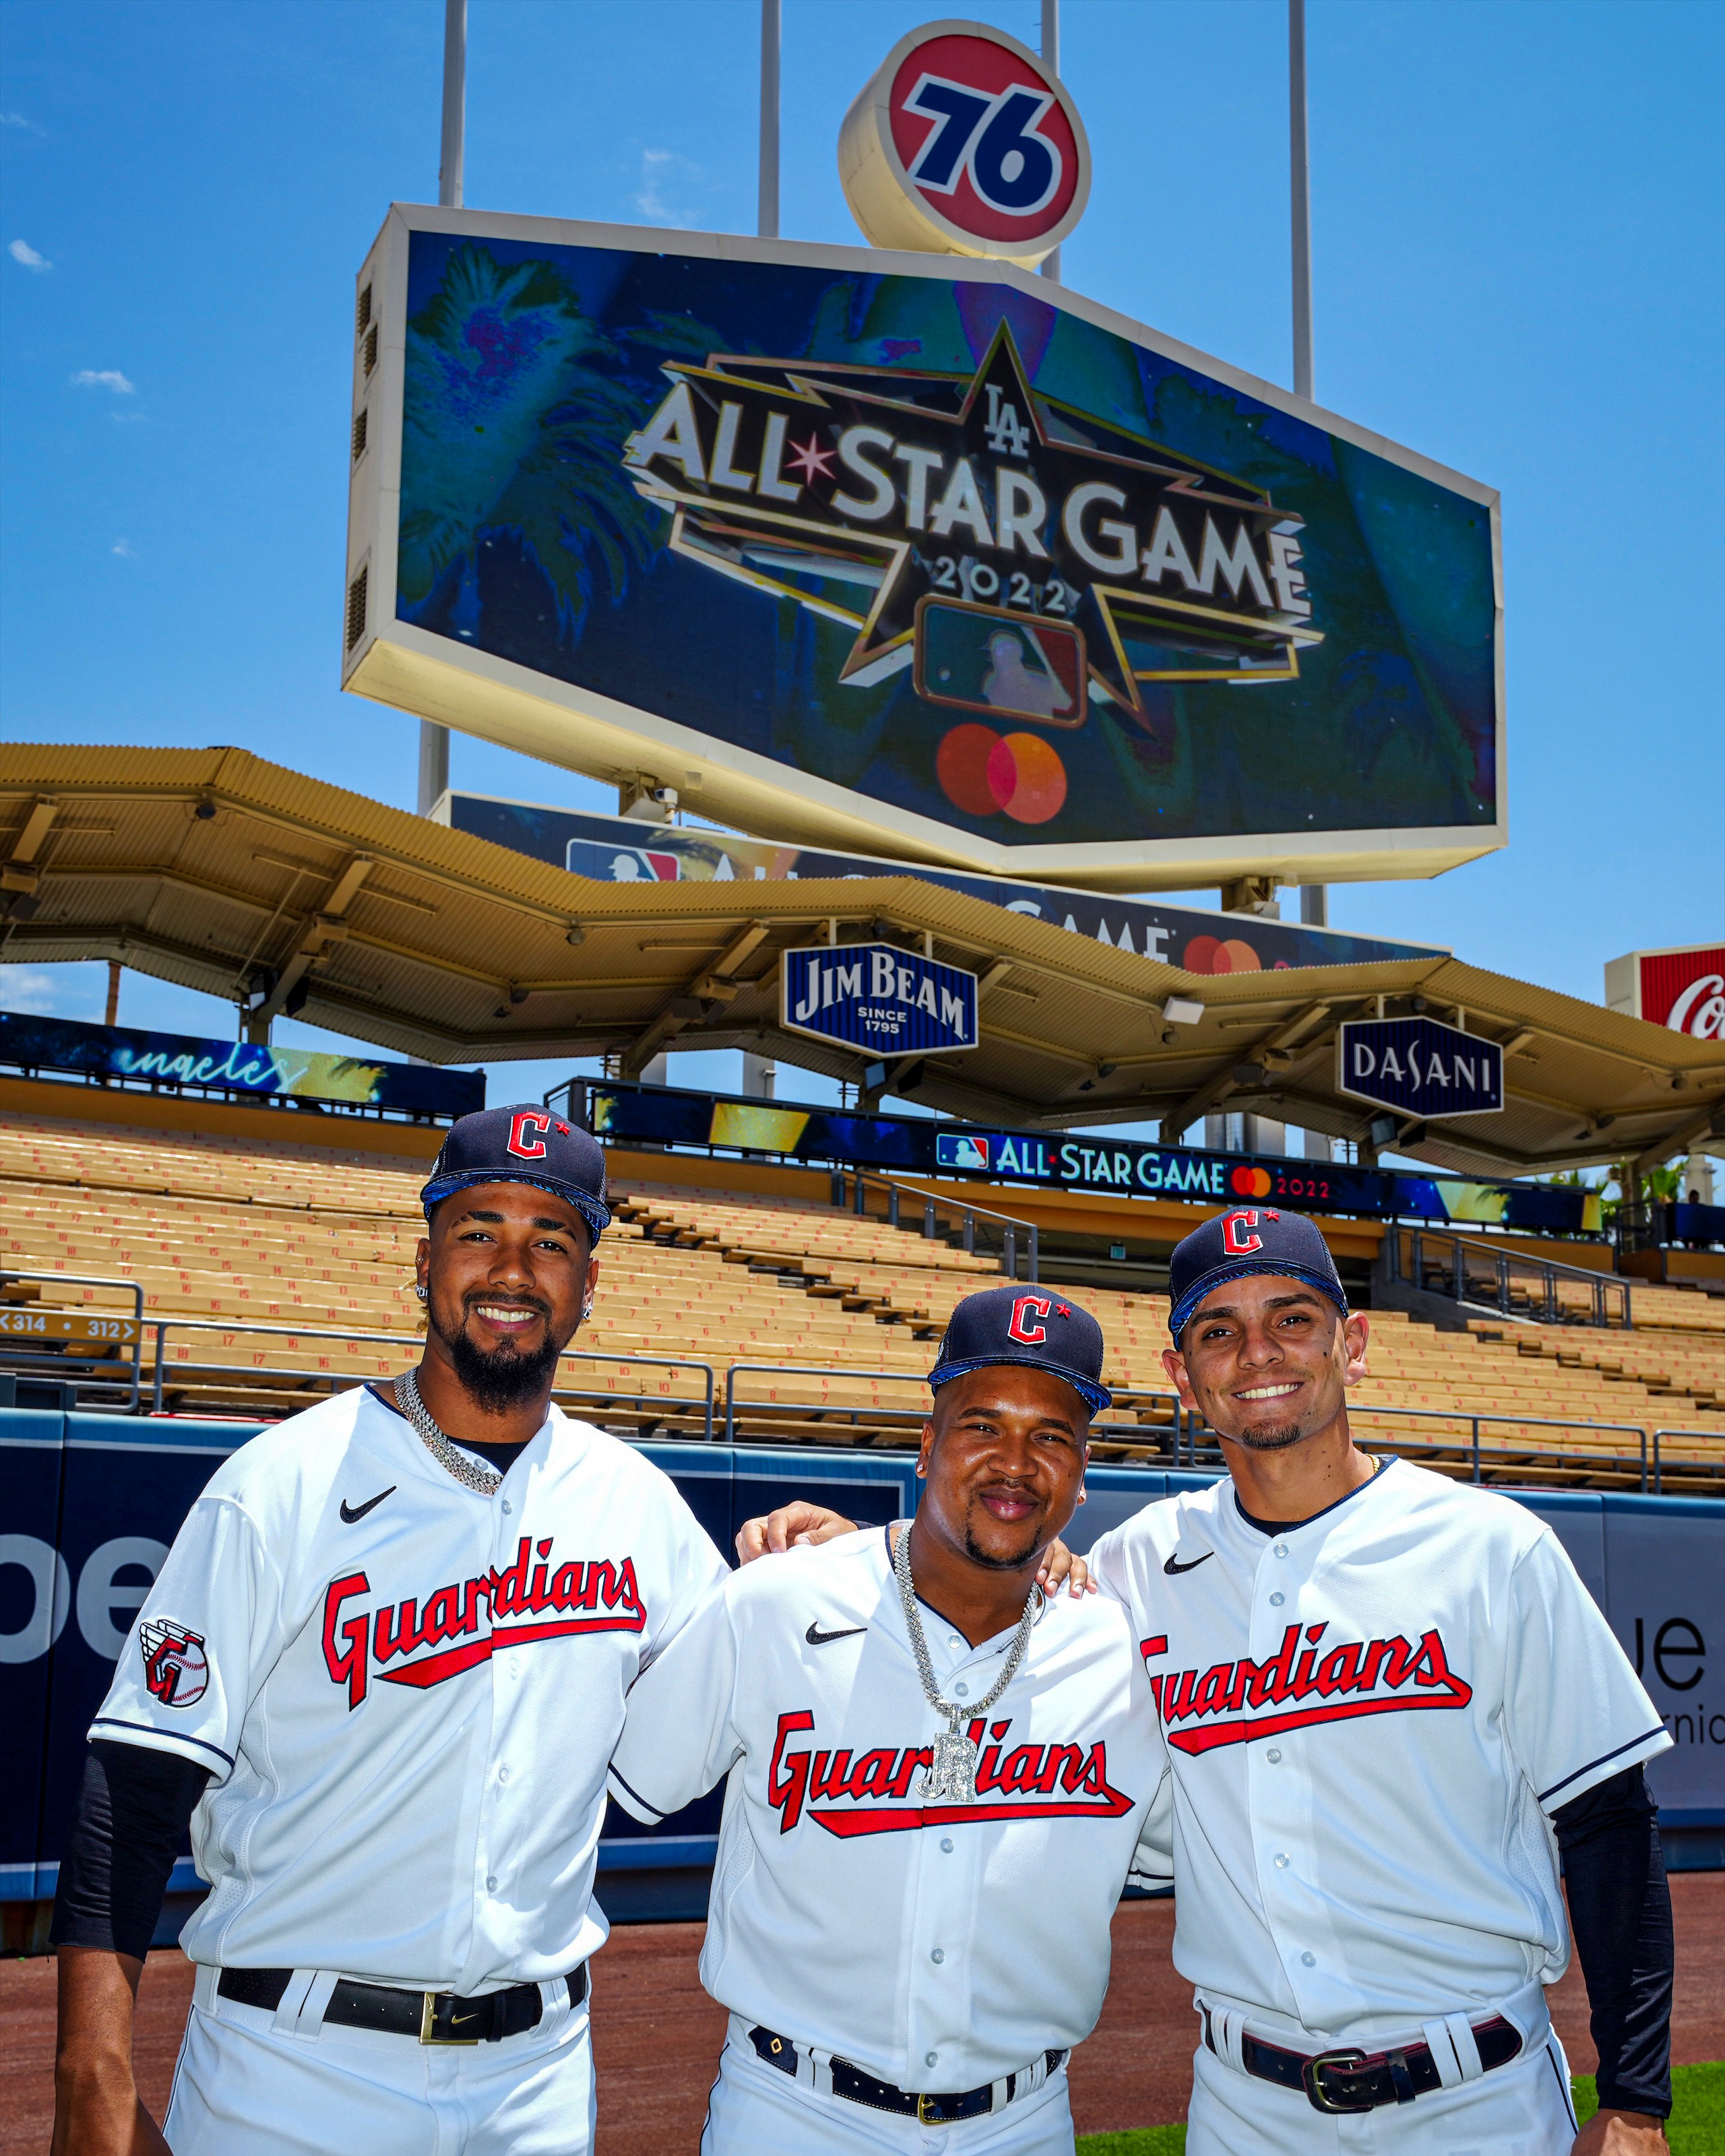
{"left": 621, "top": 325, "right": 1321, "bottom": 825}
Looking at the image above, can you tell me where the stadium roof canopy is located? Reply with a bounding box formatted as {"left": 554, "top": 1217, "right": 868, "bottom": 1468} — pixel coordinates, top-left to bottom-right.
{"left": 2, "top": 746, "right": 1720, "bottom": 1179}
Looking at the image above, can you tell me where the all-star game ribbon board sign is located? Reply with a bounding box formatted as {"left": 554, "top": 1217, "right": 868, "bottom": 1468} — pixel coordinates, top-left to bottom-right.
{"left": 343, "top": 222, "right": 1501, "bottom": 891}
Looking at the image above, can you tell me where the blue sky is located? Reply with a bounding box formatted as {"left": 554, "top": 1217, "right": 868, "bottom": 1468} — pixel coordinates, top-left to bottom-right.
{"left": 1, "top": 0, "right": 1721, "bottom": 1131}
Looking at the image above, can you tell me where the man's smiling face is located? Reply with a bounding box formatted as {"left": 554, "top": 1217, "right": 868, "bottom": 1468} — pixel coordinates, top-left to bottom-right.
{"left": 918, "top": 1366, "right": 1090, "bottom": 1571}
{"left": 416, "top": 1181, "right": 598, "bottom": 1413}
{"left": 1162, "top": 1273, "right": 1369, "bottom": 1453}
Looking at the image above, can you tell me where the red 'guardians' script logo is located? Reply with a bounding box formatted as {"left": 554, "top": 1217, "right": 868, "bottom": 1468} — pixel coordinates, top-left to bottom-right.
{"left": 322, "top": 1537, "right": 644, "bottom": 1709}
{"left": 766, "top": 1711, "right": 1135, "bottom": 1837}
{"left": 1141, "top": 1621, "right": 1472, "bottom": 1755}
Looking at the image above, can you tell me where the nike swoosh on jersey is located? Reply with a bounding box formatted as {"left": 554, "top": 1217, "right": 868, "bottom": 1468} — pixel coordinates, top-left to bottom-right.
{"left": 805, "top": 1622, "right": 868, "bottom": 1646}
{"left": 340, "top": 1486, "right": 396, "bottom": 1524}
{"left": 1163, "top": 1550, "right": 1214, "bottom": 1575}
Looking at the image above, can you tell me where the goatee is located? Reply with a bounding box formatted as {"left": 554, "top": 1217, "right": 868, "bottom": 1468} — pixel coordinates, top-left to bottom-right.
{"left": 1229, "top": 1419, "right": 1307, "bottom": 1452}
{"left": 434, "top": 1305, "right": 563, "bottom": 1414}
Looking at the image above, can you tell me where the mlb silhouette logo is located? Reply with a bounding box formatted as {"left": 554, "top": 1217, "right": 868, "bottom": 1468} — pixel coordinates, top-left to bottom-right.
{"left": 139, "top": 1618, "right": 210, "bottom": 1709}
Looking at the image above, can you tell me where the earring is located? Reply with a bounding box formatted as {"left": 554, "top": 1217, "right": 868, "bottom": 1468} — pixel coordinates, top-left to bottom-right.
{"left": 414, "top": 1283, "right": 429, "bottom": 1302}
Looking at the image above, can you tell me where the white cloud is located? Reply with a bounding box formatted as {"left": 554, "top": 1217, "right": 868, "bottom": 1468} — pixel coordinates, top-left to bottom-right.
{"left": 1, "top": 112, "right": 44, "bottom": 135}
{"left": 112, "top": 538, "right": 137, "bottom": 557}
{"left": 634, "top": 147, "right": 702, "bottom": 226}
{"left": 0, "top": 969, "right": 67, "bottom": 1015}
{"left": 9, "top": 237, "right": 51, "bottom": 272}
{"left": 70, "top": 367, "right": 135, "bottom": 393}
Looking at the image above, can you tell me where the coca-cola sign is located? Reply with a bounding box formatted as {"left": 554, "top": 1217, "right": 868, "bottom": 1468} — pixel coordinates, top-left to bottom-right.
{"left": 1604, "top": 944, "right": 1725, "bottom": 1040}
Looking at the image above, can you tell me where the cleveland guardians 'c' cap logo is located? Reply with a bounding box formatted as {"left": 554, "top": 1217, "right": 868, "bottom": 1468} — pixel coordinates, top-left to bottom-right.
{"left": 139, "top": 1618, "right": 210, "bottom": 1708}
{"left": 1222, "top": 1209, "right": 1277, "bottom": 1256}
{"left": 838, "top": 21, "right": 1092, "bottom": 267}
{"left": 507, "top": 1108, "right": 553, "bottom": 1160}
{"left": 1007, "top": 1291, "right": 1053, "bottom": 1344}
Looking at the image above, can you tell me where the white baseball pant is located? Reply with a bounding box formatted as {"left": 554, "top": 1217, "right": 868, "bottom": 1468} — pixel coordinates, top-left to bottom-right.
{"left": 162, "top": 1962, "right": 594, "bottom": 2155}
{"left": 700, "top": 2029, "right": 1077, "bottom": 2156}
{"left": 1186, "top": 2027, "right": 1580, "bottom": 2155}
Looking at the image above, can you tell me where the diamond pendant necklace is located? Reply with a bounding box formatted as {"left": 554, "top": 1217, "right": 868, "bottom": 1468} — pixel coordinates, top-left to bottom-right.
{"left": 891, "top": 1519, "right": 1039, "bottom": 1806}
{"left": 393, "top": 1368, "right": 502, "bottom": 1496}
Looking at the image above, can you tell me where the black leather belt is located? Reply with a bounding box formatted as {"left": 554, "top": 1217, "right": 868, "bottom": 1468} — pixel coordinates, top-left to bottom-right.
{"left": 1205, "top": 2007, "right": 1522, "bottom": 2115}
{"left": 218, "top": 1962, "right": 586, "bottom": 2046}
{"left": 749, "top": 2025, "right": 1066, "bottom": 2126}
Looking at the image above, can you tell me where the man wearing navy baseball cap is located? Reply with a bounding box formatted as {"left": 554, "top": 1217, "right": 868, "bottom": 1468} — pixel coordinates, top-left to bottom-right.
{"left": 608, "top": 1283, "right": 1171, "bottom": 2153}
{"left": 1079, "top": 1205, "right": 1674, "bottom": 2155}
{"left": 52, "top": 1105, "right": 735, "bottom": 2156}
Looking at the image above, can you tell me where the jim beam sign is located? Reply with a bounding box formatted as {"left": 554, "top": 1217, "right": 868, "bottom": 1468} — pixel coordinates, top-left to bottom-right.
{"left": 783, "top": 943, "right": 980, "bottom": 1060}
{"left": 623, "top": 323, "right": 1321, "bottom": 728}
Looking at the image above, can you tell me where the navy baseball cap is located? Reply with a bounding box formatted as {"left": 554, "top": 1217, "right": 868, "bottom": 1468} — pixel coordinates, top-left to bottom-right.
{"left": 929, "top": 1285, "right": 1112, "bottom": 1416}
{"left": 1168, "top": 1206, "right": 1348, "bottom": 1342}
{"left": 420, "top": 1105, "right": 610, "bottom": 1242}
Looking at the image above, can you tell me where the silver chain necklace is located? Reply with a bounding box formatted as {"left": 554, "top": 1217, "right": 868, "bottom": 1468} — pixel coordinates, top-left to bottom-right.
{"left": 891, "top": 1520, "right": 1039, "bottom": 1805}
{"left": 393, "top": 1369, "right": 501, "bottom": 1496}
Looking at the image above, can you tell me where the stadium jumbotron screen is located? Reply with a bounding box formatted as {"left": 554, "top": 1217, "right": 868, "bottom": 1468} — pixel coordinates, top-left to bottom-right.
{"left": 344, "top": 205, "right": 1503, "bottom": 892}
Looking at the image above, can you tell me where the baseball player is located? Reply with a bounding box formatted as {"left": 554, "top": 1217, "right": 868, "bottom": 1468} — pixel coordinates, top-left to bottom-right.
{"left": 51, "top": 1105, "right": 728, "bottom": 2156}
{"left": 1098, "top": 1207, "right": 1676, "bottom": 2155}
{"left": 755, "top": 1209, "right": 1676, "bottom": 2154}
{"left": 608, "top": 1285, "right": 1172, "bottom": 2153}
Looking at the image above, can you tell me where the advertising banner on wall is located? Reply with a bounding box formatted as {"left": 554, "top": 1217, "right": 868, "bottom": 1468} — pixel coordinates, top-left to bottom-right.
{"left": 346, "top": 207, "right": 1503, "bottom": 893}
{"left": 1337, "top": 1016, "right": 1505, "bottom": 1120}
{"left": 1605, "top": 943, "right": 1725, "bottom": 1041}
{"left": 0, "top": 1012, "right": 484, "bottom": 1120}
{"left": 441, "top": 793, "right": 1446, "bottom": 978}
{"left": 586, "top": 1078, "right": 1604, "bottom": 1236}
{"left": 782, "top": 943, "right": 979, "bottom": 1058}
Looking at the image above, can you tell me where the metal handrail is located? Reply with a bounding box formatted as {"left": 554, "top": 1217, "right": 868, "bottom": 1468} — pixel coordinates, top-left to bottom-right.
{"left": 1385, "top": 1225, "right": 1631, "bottom": 1329}
{"left": 829, "top": 1166, "right": 1041, "bottom": 1283}
{"left": 142, "top": 1314, "right": 716, "bottom": 1436}
{"left": 1649, "top": 1429, "right": 1725, "bottom": 1496}
{"left": 722, "top": 1360, "right": 1185, "bottom": 1455}
{"left": 0, "top": 1269, "right": 147, "bottom": 1409}
{"left": 1183, "top": 1400, "right": 1652, "bottom": 1488}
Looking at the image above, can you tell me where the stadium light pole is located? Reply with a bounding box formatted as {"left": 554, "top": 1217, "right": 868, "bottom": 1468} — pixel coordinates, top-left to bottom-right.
{"left": 740, "top": 0, "right": 782, "bottom": 1102}
{"left": 1039, "top": 0, "right": 1060, "bottom": 282}
{"left": 758, "top": 0, "right": 780, "bottom": 242}
{"left": 417, "top": 0, "right": 466, "bottom": 819}
{"left": 1290, "top": 0, "right": 1327, "bottom": 939}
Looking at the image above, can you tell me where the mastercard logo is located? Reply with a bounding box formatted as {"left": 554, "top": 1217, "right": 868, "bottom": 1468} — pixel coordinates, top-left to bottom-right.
{"left": 936, "top": 725, "right": 1067, "bottom": 825}
{"left": 1230, "top": 1166, "right": 1274, "bottom": 1198}
{"left": 1185, "top": 935, "right": 1262, "bottom": 975}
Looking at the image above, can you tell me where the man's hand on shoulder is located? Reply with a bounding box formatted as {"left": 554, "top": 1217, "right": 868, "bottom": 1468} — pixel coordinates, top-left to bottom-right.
{"left": 735, "top": 1502, "right": 856, "bottom": 1562}
{"left": 1036, "top": 1536, "right": 1096, "bottom": 1598}
{"left": 1573, "top": 2110, "right": 1668, "bottom": 2155}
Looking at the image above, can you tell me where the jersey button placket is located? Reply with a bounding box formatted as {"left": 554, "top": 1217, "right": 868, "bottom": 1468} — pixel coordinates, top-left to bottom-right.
{"left": 1250, "top": 1536, "right": 1330, "bottom": 2025}
{"left": 908, "top": 1648, "right": 974, "bottom": 2078}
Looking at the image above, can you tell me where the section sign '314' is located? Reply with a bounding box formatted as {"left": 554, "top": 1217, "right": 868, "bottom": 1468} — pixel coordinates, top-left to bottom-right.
{"left": 622, "top": 323, "right": 1321, "bottom": 728}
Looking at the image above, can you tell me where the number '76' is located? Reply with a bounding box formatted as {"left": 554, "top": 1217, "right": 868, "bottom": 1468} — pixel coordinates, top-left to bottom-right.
{"left": 903, "top": 75, "right": 1064, "bottom": 218}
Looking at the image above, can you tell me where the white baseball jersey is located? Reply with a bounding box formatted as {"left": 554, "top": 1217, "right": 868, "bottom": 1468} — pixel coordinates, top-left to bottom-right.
{"left": 607, "top": 1526, "right": 1170, "bottom": 2091}
{"left": 91, "top": 1383, "right": 726, "bottom": 1992}
{"left": 1088, "top": 1458, "right": 1672, "bottom": 2048}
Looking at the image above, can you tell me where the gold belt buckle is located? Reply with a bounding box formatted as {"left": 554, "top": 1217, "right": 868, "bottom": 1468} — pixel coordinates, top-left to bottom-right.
{"left": 1300, "top": 2046, "right": 1371, "bottom": 2114}
{"left": 420, "top": 1990, "right": 482, "bottom": 2046}
{"left": 916, "top": 2093, "right": 940, "bottom": 2125}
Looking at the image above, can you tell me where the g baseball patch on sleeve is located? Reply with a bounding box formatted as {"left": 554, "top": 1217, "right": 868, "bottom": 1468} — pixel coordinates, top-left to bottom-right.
{"left": 139, "top": 1618, "right": 210, "bottom": 1708}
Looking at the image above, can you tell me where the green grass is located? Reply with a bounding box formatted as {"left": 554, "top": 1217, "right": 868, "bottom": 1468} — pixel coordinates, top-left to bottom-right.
{"left": 1073, "top": 2061, "right": 1725, "bottom": 2156}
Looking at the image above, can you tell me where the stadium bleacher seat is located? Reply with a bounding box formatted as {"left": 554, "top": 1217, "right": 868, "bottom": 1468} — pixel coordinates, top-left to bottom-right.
{"left": 1, "top": 1104, "right": 1720, "bottom": 1492}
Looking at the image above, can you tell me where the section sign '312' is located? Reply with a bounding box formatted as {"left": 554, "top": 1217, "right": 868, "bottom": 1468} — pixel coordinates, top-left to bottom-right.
{"left": 623, "top": 322, "right": 1321, "bottom": 726}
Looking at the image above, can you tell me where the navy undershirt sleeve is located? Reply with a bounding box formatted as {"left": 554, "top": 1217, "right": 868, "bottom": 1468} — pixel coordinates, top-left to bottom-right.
{"left": 49, "top": 1740, "right": 211, "bottom": 1962}
{"left": 1552, "top": 1765, "right": 1673, "bottom": 2119}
